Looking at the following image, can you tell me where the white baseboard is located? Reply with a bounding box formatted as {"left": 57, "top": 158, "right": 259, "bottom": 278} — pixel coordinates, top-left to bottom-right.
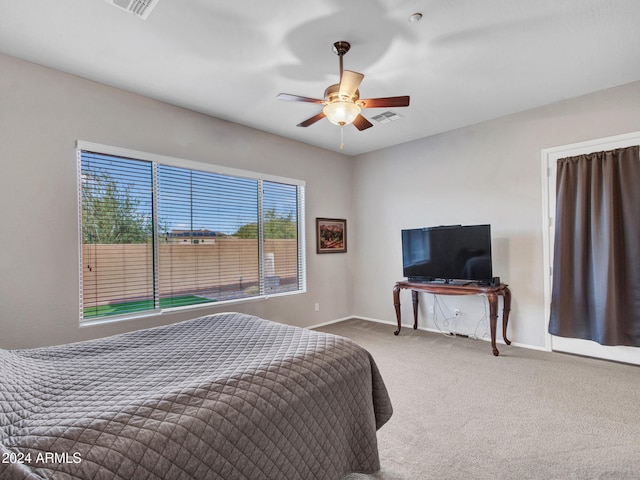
{"left": 309, "top": 315, "right": 547, "bottom": 352}
{"left": 306, "top": 316, "right": 355, "bottom": 330}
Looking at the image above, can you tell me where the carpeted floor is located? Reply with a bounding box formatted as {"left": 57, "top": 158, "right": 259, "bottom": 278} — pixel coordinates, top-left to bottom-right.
{"left": 316, "top": 319, "right": 640, "bottom": 480}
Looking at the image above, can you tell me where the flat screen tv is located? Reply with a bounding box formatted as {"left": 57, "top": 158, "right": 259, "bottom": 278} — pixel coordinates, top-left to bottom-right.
{"left": 402, "top": 224, "right": 493, "bottom": 284}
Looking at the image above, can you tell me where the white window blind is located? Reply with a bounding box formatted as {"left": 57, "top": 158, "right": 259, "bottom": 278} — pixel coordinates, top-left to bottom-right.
{"left": 262, "top": 181, "right": 303, "bottom": 293}
{"left": 156, "top": 165, "right": 260, "bottom": 304}
{"left": 81, "top": 153, "right": 156, "bottom": 319}
{"left": 78, "top": 144, "right": 305, "bottom": 322}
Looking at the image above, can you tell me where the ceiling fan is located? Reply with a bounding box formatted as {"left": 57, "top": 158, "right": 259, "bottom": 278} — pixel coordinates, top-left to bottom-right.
{"left": 277, "top": 41, "right": 410, "bottom": 147}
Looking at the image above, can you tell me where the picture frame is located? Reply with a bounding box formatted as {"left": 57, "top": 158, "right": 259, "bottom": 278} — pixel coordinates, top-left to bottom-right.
{"left": 316, "top": 218, "right": 347, "bottom": 254}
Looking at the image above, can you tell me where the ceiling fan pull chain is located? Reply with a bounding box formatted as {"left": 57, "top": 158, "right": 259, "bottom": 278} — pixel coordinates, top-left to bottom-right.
{"left": 340, "top": 125, "right": 345, "bottom": 150}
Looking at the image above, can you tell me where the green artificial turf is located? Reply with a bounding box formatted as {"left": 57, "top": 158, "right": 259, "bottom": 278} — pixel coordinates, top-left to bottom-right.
{"left": 84, "top": 295, "right": 214, "bottom": 319}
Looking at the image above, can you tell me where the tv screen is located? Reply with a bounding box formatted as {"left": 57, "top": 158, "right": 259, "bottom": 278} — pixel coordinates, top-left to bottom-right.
{"left": 402, "top": 224, "right": 493, "bottom": 283}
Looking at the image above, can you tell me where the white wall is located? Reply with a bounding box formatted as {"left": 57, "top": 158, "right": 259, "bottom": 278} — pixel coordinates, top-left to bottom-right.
{"left": 0, "top": 53, "right": 354, "bottom": 349}
{"left": 351, "top": 80, "right": 640, "bottom": 349}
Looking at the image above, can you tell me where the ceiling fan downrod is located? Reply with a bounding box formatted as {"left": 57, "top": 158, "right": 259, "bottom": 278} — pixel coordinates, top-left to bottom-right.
{"left": 332, "top": 41, "right": 351, "bottom": 78}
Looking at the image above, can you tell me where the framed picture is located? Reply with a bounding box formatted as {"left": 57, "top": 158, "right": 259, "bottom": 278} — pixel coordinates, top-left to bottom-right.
{"left": 316, "top": 218, "right": 347, "bottom": 253}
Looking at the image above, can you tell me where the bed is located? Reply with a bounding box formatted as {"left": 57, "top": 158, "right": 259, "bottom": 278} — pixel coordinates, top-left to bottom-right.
{"left": 0, "top": 312, "right": 392, "bottom": 480}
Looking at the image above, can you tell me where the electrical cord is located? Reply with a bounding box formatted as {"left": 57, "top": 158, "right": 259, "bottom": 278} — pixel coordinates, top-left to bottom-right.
{"left": 432, "top": 295, "right": 489, "bottom": 340}
{"left": 432, "top": 296, "right": 456, "bottom": 337}
{"left": 470, "top": 299, "right": 489, "bottom": 340}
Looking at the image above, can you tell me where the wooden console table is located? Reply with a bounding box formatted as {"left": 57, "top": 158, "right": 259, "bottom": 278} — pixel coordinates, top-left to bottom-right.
{"left": 393, "top": 281, "right": 512, "bottom": 356}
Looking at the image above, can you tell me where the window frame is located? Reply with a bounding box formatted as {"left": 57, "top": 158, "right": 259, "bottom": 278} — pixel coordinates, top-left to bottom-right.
{"left": 77, "top": 140, "right": 306, "bottom": 325}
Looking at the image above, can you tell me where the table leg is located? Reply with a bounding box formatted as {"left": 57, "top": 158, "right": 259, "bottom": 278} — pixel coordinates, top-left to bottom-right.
{"left": 487, "top": 292, "right": 499, "bottom": 356}
{"left": 393, "top": 284, "right": 402, "bottom": 335}
{"left": 502, "top": 287, "right": 512, "bottom": 345}
{"left": 411, "top": 290, "right": 419, "bottom": 330}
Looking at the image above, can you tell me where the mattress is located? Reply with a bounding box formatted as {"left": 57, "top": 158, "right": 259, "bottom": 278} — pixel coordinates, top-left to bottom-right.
{"left": 0, "top": 312, "right": 392, "bottom": 480}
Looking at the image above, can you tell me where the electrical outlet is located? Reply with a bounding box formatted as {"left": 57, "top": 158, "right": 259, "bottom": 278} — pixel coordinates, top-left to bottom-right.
{"left": 454, "top": 308, "right": 461, "bottom": 317}
{"left": 314, "top": 303, "right": 320, "bottom": 312}
{"left": 428, "top": 305, "right": 434, "bottom": 314}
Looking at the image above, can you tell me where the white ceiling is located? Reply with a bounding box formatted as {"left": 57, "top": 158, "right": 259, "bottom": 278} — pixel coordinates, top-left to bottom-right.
{"left": 1, "top": 0, "right": 640, "bottom": 156}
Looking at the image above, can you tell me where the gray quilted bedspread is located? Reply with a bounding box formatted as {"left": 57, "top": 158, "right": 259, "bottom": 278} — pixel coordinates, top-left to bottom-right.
{"left": 0, "top": 313, "right": 392, "bottom": 480}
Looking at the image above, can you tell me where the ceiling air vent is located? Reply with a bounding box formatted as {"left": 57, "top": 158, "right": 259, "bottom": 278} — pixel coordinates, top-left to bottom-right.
{"left": 105, "top": 0, "right": 159, "bottom": 19}
{"left": 371, "top": 111, "right": 402, "bottom": 124}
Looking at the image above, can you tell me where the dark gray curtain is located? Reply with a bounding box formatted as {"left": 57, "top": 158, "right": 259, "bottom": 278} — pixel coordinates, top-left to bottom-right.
{"left": 549, "top": 145, "right": 640, "bottom": 346}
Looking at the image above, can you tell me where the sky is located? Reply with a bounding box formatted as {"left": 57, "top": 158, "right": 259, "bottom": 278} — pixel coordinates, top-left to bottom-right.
{"left": 81, "top": 152, "right": 298, "bottom": 236}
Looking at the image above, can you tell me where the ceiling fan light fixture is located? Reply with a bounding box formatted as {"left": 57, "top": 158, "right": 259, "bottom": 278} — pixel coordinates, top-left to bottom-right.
{"left": 323, "top": 101, "right": 361, "bottom": 126}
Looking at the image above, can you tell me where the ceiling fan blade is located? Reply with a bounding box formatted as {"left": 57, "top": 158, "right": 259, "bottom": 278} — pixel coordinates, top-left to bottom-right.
{"left": 352, "top": 114, "right": 373, "bottom": 131}
{"left": 277, "top": 93, "right": 324, "bottom": 104}
{"left": 339, "top": 70, "right": 364, "bottom": 97}
{"left": 359, "top": 96, "right": 410, "bottom": 108}
{"left": 297, "top": 111, "right": 326, "bottom": 127}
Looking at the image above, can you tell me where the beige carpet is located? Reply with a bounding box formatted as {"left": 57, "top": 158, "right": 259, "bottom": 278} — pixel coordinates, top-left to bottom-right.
{"left": 315, "top": 319, "right": 640, "bottom": 480}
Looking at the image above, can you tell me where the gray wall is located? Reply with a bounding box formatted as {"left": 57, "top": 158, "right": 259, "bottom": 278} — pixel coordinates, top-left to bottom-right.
{"left": 2, "top": 51, "right": 639, "bottom": 351}
{"left": 351, "top": 80, "right": 640, "bottom": 349}
{"left": 0, "top": 53, "right": 354, "bottom": 348}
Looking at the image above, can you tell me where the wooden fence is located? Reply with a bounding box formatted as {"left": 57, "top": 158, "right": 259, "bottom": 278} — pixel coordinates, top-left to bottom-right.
{"left": 82, "top": 238, "right": 298, "bottom": 306}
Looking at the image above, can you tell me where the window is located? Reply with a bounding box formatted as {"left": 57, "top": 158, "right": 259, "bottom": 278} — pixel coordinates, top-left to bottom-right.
{"left": 78, "top": 142, "right": 305, "bottom": 323}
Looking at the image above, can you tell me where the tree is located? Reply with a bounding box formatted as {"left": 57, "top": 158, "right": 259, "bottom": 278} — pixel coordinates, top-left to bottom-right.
{"left": 82, "top": 170, "right": 152, "bottom": 244}
{"left": 234, "top": 208, "right": 296, "bottom": 239}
